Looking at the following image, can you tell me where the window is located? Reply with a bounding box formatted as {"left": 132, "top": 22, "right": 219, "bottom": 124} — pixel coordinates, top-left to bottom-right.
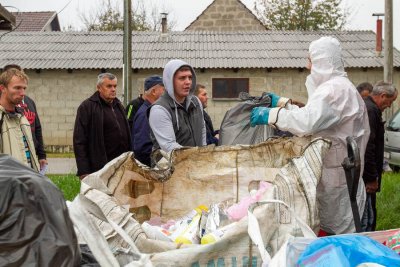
{"left": 212, "top": 78, "right": 249, "bottom": 99}
{"left": 388, "top": 109, "right": 400, "bottom": 131}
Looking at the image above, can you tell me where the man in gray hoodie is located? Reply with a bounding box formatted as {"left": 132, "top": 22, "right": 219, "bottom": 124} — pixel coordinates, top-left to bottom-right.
{"left": 149, "top": 59, "right": 206, "bottom": 153}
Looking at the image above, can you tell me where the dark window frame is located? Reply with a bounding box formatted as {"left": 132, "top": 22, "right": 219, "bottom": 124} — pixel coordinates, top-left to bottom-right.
{"left": 212, "top": 78, "right": 249, "bottom": 99}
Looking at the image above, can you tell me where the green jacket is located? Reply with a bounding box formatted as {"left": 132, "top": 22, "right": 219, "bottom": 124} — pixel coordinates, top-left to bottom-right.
{"left": 0, "top": 105, "right": 39, "bottom": 172}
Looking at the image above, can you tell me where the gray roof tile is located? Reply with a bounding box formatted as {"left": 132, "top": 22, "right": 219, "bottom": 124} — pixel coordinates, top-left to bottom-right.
{"left": 0, "top": 30, "right": 398, "bottom": 70}
{"left": 11, "top": 11, "right": 59, "bottom": 32}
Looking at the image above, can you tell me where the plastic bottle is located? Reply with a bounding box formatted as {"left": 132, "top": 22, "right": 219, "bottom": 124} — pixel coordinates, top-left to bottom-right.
{"left": 179, "top": 205, "right": 208, "bottom": 221}
{"left": 201, "top": 229, "right": 224, "bottom": 245}
{"left": 201, "top": 222, "right": 237, "bottom": 245}
{"left": 226, "top": 181, "right": 272, "bottom": 221}
{"left": 172, "top": 205, "right": 208, "bottom": 244}
{"left": 141, "top": 222, "right": 172, "bottom": 242}
{"left": 201, "top": 227, "right": 230, "bottom": 245}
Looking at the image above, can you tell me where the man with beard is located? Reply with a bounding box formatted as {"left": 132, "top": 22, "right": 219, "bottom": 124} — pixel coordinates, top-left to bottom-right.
{"left": 0, "top": 68, "right": 39, "bottom": 171}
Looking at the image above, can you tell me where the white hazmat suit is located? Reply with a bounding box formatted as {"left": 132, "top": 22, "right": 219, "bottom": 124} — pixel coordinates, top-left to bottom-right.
{"left": 267, "top": 36, "right": 370, "bottom": 234}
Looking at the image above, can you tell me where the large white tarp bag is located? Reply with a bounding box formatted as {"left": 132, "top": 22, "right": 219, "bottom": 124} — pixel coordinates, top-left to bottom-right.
{"left": 69, "top": 136, "right": 331, "bottom": 266}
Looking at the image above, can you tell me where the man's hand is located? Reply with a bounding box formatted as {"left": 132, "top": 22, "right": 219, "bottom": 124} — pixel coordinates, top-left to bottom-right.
{"left": 39, "top": 159, "right": 48, "bottom": 170}
{"left": 365, "top": 179, "right": 379, "bottom": 193}
{"left": 267, "top": 93, "right": 281, "bottom": 108}
{"left": 250, "top": 107, "right": 271, "bottom": 127}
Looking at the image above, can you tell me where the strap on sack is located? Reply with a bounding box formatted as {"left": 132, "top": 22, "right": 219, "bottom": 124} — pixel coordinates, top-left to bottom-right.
{"left": 69, "top": 194, "right": 152, "bottom": 266}
{"left": 78, "top": 194, "right": 142, "bottom": 253}
{"left": 69, "top": 197, "right": 121, "bottom": 266}
{"left": 247, "top": 200, "right": 317, "bottom": 264}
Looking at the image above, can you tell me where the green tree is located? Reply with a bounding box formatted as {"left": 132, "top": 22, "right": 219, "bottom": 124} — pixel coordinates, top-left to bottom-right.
{"left": 254, "top": 0, "right": 347, "bottom": 31}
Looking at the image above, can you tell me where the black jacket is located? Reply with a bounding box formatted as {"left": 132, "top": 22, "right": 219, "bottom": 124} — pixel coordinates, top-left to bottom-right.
{"left": 20, "top": 96, "right": 46, "bottom": 160}
{"left": 126, "top": 95, "right": 144, "bottom": 130}
{"left": 73, "top": 92, "right": 131, "bottom": 176}
{"left": 204, "top": 111, "right": 218, "bottom": 145}
{"left": 363, "top": 96, "right": 384, "bottom": 190}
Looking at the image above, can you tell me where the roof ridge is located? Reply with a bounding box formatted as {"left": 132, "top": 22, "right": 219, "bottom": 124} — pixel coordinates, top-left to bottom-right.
{"left": 12, "top": 11, "right": 57, "bottom": 14}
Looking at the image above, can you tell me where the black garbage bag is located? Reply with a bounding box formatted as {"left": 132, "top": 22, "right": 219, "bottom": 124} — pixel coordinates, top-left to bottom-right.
{"left": 79, "top": 244, "right": 100, "bottom": 267}
{"left": 218, "top": 92, "right": 277, "bottom": 145}
{"left": 0, "top": 154, "right": 81, "bottom": 267}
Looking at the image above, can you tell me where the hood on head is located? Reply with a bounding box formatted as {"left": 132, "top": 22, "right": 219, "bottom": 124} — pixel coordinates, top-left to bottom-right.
{"left": 163, "top": 59, "right": 197, "bottom": 106}
{"left": 307, "top": 36, "right": 346, "bottom": 92}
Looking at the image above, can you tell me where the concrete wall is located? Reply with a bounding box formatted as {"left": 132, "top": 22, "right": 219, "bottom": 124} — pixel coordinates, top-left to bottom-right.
{"left": 24, "top": 68, "right": 400, "bottom": 151}
{"left": 25, "top": 69, "right": 120, "bottom": 152}
{"left": 186, "top": 0, "right": 266, "bottom": 31}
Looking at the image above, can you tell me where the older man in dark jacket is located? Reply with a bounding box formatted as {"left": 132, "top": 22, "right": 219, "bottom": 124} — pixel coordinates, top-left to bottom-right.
{"left": 132, "top": 75, "right": 164, "bottom": 166}
{"left": 73, "top": 73, "right": 131, "bottom": 180}
{"left": 361, "top": 81, "right": 397, "bottom": 231}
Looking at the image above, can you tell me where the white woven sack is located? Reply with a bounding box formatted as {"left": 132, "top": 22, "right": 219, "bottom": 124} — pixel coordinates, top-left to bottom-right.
{"left": 247, "top": 200, "right": 318, "bottom": 267}
{"left": 72, "top": 137, "right": 330, "bottom": 266}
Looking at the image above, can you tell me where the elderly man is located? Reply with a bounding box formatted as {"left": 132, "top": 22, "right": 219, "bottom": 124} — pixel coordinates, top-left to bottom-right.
{"left": 132, "top": 75, "right": 164, "bottom": 166}
{"left": 362, "top": 81, "right": 397, "bottom": 232}
{"left": 149, "top": 59, "right": 206, "bottom": 153}
{"left": 251, "top": 36, "right": 370, "bottom": 235}
{"left": 0, "top": 68, "right": 39, "bottom": 171}
{"left": 73, "top": 73, "right": 131, "bottom": 179}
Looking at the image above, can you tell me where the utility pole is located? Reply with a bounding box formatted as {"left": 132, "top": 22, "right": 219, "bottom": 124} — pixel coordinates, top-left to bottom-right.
{"left": 384, "top": 0, "right": 393, "bottom": 117}
{"left": 123, "top": 0, "right": 132, "bottom": 106}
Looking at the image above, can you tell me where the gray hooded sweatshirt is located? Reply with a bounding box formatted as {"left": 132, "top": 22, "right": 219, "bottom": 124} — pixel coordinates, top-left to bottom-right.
{"left": 149, "top": 59, "right": 206, "bottom": 153}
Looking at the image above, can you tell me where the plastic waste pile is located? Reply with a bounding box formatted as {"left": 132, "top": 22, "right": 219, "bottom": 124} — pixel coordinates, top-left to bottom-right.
{"left": 141, "top": 181, "right": 273, "bottom": 245}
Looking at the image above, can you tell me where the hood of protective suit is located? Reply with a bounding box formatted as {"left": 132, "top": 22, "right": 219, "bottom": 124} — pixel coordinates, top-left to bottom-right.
{"left": 306, "top": 36, "right": 347, "bottom": 97}
{"left": 163, "top": 59, "right": 197, "bottom": 110}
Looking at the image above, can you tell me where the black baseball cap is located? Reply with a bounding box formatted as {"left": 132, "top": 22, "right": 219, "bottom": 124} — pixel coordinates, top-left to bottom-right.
{"left": 144, "top": 75, "right": 163, "bottom": 91}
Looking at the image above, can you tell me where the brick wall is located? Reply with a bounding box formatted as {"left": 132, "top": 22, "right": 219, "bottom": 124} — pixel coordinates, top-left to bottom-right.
{"left": 24, "top": 68, "right": 400, "bottom": 151}
{"left": 186, "top": 0, "right": 266, "bottom": 31}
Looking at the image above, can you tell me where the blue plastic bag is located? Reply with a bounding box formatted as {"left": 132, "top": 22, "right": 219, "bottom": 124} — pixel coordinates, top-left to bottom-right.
{"left": 297, "top": 235, "right": 400, "bottom": 267}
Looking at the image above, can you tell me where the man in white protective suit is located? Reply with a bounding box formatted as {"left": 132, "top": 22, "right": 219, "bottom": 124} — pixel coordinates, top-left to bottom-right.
{"left": 250, "top": 36, "right": 370, "bottom": 235}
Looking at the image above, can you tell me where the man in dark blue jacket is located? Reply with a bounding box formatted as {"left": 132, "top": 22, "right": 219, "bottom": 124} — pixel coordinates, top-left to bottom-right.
{"left": 132, "top": 76, "right": 164, "bottom": 166}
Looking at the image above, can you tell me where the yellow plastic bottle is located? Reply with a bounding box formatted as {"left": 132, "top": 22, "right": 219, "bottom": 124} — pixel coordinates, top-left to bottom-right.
{"left": 201, "top": 222, "right": 237, "bottom": 245}
{"left": 174, "top": 205, "right": 208, "bottom": 244}
{"left": 201, "top": 229, "right": 224, "bottom": 245}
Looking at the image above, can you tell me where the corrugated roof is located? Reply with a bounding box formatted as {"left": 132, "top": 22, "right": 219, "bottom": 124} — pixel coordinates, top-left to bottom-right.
{"left": 11, "top": 11, "right": 60, "bottom": 32}
{"left": 0, "top": 30, "right": 399, "bottom": 70}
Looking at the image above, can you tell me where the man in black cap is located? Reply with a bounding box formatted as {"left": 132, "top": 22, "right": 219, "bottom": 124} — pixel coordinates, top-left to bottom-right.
{"left": 131, "top": 75, "right": 164, "bottom": 166}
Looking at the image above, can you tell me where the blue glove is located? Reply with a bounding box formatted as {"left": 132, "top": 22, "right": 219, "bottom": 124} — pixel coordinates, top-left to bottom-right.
{"left": 250, "top": 107, "right": 271, "bottom": 127}
{"left": 267, "top": 93, "right": 281, "bottom": 108}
